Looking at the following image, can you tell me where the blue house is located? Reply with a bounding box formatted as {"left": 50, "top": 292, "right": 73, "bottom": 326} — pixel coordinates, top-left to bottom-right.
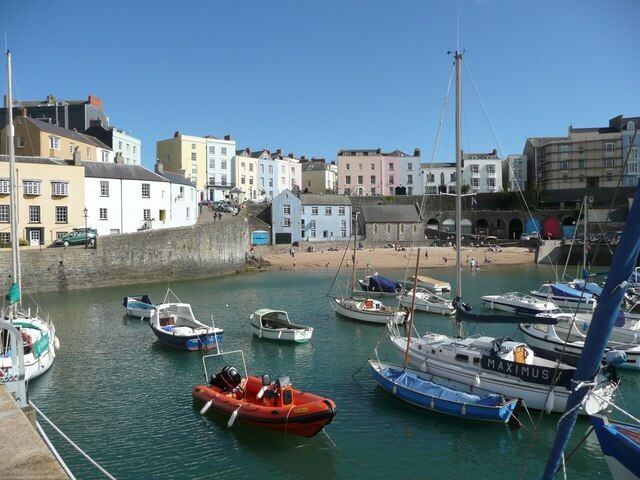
{"left": 271, "top": 190, "right": 352, "bottom": 244}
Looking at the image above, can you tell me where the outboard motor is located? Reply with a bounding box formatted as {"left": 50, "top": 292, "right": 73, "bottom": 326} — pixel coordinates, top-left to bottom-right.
{"left": 210, "top": 365, "right": 242, "bottom": 391}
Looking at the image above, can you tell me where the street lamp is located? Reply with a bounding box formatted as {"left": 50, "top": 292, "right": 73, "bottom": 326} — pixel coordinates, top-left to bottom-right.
{"left": 83, "top": 207, "right": 88, "bottom": 249}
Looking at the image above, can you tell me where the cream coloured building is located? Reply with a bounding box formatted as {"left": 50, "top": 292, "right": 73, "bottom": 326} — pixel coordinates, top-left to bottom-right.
{"left": 301, "top": 160, "right": 337, "bottom": 193}
{"left": 1, "top": 116, "right": 113, "bottom": 163}
{"left": 0, "top": 156, "right": 85, "bottom": 246}
{"left": 156, "top": 132, "right": 208, "bottom": 200}
{"left": 233, "top": 149, "right": 259, "bottom": 201}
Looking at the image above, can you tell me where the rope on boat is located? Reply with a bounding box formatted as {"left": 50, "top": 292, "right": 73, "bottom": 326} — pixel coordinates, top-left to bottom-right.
{"left": 322, "top": 428, "right": 342, "bottom": 454}
{"left": 30, "top": 401, "right": 117, "bottom": 480}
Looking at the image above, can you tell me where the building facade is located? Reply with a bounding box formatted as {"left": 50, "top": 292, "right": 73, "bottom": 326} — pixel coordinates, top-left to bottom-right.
{"left": 1, "top": 94, "right": 108, "bottom": 131}
{"left": 271, "top": 190, "right": 352, "bottom": 244}
{"left": 233, "top": 149, "right": 259, "bottom": 201}
{"left": 155, "top": 163, "right": 198, "bottom": 229}
{"left": 301, "top": 160, "right": 337, "bottom": 193}
{"left": 273, "top": 151, "right": 302, "bottom": 195}
{"left": 256, "top": 150, "right": 277, "bottom": 200}
{"left": 0, "top": 156, "right": 85, "bottom": 246}
{"left": 358, "top": 205, "right": 423, "bottom": 243}
{"left": 205, "top": 135, "right": 236, "bottom": 201}
{"left": 621, "top": 117, "right": 640, "bottom": 187}
{"left": 421, "top": 162, "right": 456, "bottom": 194}
{"left": 462, "top": 151, "right": 503, "bottom": 193}
{"left": 337, "top": 148, "right": 422, "bottom": 196}
{"left": 502, "top": 154, "right": 528, "bottom": 191}
{"left": 156, "top": 132, "right": 207, "bottom": 199}
{"left": 84, "top": 121, "right": 142, "bottom": 165}
{"left": 523, "top": 115, "right": 639, "bottom": 191}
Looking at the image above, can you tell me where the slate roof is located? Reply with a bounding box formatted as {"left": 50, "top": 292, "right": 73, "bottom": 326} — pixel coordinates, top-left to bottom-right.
{"left": 300, "top": 194, "right": 351, "bottom": 206}
{"left": 22, "top": 117, "right": 112, "bottom": 149}
{"left": 157, "top": 170, "right": 195, "bottom": 187}
{"left": 0, "top": 155, "right": 74, "bottom": 166}
{"left": 83, "top": 162, "right": 168, "bottom": 182}
{"left": 302, "top": 161, "right": 330, "bottom": 171}
{"left": 360, "top": 204, "right": 420, "bottom": 223}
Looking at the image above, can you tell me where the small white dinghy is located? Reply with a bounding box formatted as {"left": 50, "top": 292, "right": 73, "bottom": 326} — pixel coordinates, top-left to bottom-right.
{"left": 250, "top": 309, "right": 313, "bottom": 343}
{"left": 398, "top": 288, "right": 455, "bottom": 315}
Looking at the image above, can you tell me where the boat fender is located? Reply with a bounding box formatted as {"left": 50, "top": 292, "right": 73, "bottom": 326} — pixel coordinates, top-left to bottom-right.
{"left": 421, "top": 362, "right": 427, "bottom": 373}
{"left": 54, "top": 336, "right": 60, "bottom": 351}
{"left": 429, "top": 399, "right": 435, "bottom": 410}
{"left": 474, "top": 375, "right": 481, "bottom": 387}
{"left": 461, "top": 404, "right": 466, "bottom": 416}
{"left": 200, "top": 399, "right": 214, "bottom": 415}
{"left": 228, "top": 407, "right": 241, "bottom": 428}
{"left": 605, "top": 350, "right": 627, "bottom": 367}
{"left": 544, "top": 391, "right": 555, "bottom": 414}
{"left": 392, "top": 385, "right": 398, "bottom": 395}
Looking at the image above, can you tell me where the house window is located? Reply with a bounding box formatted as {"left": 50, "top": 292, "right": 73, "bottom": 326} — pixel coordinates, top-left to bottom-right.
{"left": 55, "top": 231, "right": 67, "bottom": 240}
{"left": 186, "top": 207, "right": 190, "bottom": 219}
{"left": 133, "top": 146, "right": 137, "bottom": 155}
{"left": 209, "top": 159, "right": 216, "bottom": 170}
{"left": 99, "top": 208, "right": 108, "bottom": 220}
{"left": 51, "top": 181, "right": 68, "bottom": 196}
{"left": 386, "top": 224, "right": 391, "bottom": 234}
{"left": 400, "top": 224, "right": 404, "bottom": 234}
{"left": 125, "top": 144, "right": 130, "bottom": 152}
{"left": 630, "top": 147, "right": 638, "bottom": 160}
{"left": 309, "top": 220, "right": 316, "bottom": 229}
{"left": 191, "top": 152, "right": 197, "bottom": 161}
{"left": 221, "top": 160, "right": 227, "bottom": 169}
{"left": 16, "top": 136, "right": 25, "bottom": 148}
{"left": 603, "top": 158, "right": 614, "bottom": 167}
{"left": 110, "top": 229, "right": 120, "bottom": 235}
{"left": 471, "top": 178, "right": 479, "bottom": 187}
{"left": 283, "top": 204, "right": 291, "bottom": 214}
{"left": 49, "top": 136, "right": 60, "bottom": 149}
{"left": 0, "top": 179, "right": 9, "bottom": 194}
{"left": 0, "top": 232, "right": 10, "bottom": 244}
{"left": 356, "top": 175, "right": 363, "bottom": 185}
{"left": 341, "top": 229, "right": 346, "bottom": 237}
{"left": 471, "top": 165, "right": 479, "bottom": 174}
{"left": 341, "top": 220, "right": 347, "bottom": 229}
{"left": 358, "top": 163, "right": 363, "bottom": 171}
{"left": 370, "top": 175, "right": 376, "bottom": 184}
{"left": 311, "top": 207, "right": 318, "bottom": 215}
{"left": 373, "top": 224, "right": 378, "bottom": 234}
{"left": 627, "top": 121, "right": 636, "bottom": 131}
{"left": 388, "top": 163, "right": 394, "bottom": 171}
{"left": 281, "top": 177, "right": 285, "bottom": 186}
{"left": 249, "top": 163, "right": 254, "bottom": 172}
{"left": 345, "top": 163, "right": 350, "bottom": 170}
{"left": 370, "top": 187, "right": 376, "bottom": 195}
{"left": 487, "top": 178, "right": 496, "bottom": 188}
{"left": 101, "top": 151, "right": 109, "bottom": 162}
{"left": 221, "top": 175, "right": 227, "bottom": 185}
{"left": 388, "top": 175, "right": 394, "bottom": 184}
{"left": 338, "top": 206, "right": 345, "bottom": 215}
{"left": 241, "top": 175, "right": 246, "bottom": 184}
{"left": 55, "top": 206, "right": 68, "bottom": 224}
{"left": 283, "top": 217, "right": 291, "bottom": 227}
{"left": 141, "top": 183, "right": 151, "bottom": 198}
{"left": 486, "top": 165, "right": 495, "bottom": 174}
{"left": 29, "top": 205, "right": 40, "bottom": 223}
{"left": 603, "top": 142, "right": 615, "bottom": 156}
{"left": 221, "top": 147, "right": 227, "bottom": 155}
{"left": 627, "top": 162, "right": 638, "bottom": 174}
{"left": 209, "top": 146, "right": 215, "bottom": 154}
{"left": 344, "top": 188, "right": 351, "bottom": 195}
{"left": 0, "top": 205, "right": 9, "bottom": 222}
{"left": 86, "top": 147, "right": 91, "bottom": 159}
{"left": 560, "top": 160, "right": 569, "bottom": 169}
{"left": 100, "top": 181, "right": 109, "bottom": 197}
{"left": 23, "top": 180, "right": 42, "bottom": 196}
{"left": 268, "top": 178, "right": 273, "bottom": 187}
{"left": 407, "top": 163, "right": 412, "bottom": 171}
{"left": 268, "top": 165, "right": 273, "bottom": 174}
{"left": 143, "top": 209, "right": 151, "bottom": 221}
{"left": 310, "top": 229, "right": 316, "bottom": 238}
{"left": 325, "top": 207, "right": 332, "bottom": 215}
{"left": 370, "top": 163, "right": 375, "bottom": 170}
{"left": 249, "top": 177, "right": 254, "bottom": 185}
{"left": 407, "top": 175, "right": 413, "bottom": 185}
{"left": 345, "top": 175, "right": 351, "bottom": 185}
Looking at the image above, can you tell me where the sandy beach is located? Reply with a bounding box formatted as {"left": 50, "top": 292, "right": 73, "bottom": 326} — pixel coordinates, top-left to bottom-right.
{"left": 258, "top": 245, "right": 535, "bottom": 271}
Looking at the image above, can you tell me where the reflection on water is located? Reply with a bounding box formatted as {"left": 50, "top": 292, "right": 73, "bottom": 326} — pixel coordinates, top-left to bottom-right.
{"left": 27, "top": 265, "right": 632, "bottom": 479}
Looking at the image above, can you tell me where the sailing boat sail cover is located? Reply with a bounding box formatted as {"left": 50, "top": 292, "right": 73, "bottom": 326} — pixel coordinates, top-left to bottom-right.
{"left": 5, "top": 283, "right": 20, "bottom": 304}
{"left": 455, "top": 306, "right": 557, "bottom": 325}
{"left": 368, "top": 275, "right": 401, "bottom": 292}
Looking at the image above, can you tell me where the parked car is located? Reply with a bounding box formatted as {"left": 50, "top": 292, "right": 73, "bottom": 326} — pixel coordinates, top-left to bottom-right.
{"left": 529, "top": 231, "right": 540, "bottom": 239}
{"left": 53, "top": 228, "right": 98, "bottom": 247}
{"left": 520, "top": 233, "right": 530, "bottom": 241}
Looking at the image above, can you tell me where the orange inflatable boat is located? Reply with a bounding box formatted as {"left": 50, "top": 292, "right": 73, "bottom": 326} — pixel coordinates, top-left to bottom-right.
{"left": 193, "top": 366, "right": 337, "bottom": 438}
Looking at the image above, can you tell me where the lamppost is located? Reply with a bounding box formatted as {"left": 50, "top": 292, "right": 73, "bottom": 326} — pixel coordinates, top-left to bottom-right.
{"left": 83, "top": 207, "right": 88, "bottom": 249}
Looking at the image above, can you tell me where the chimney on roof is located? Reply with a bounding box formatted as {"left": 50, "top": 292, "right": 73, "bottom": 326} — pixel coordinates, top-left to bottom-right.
{"left": 46, "top": 94, "right": 56, "bottom": 105}
{"left": 414, "top": 147, "right": 421, "bottom": 157}
{"left": 72, "top": 146, "right": 82, "bottom": 166}
{"left": 275, "top": 149, "right": 282, "bottom": 156}
{"left": 89, "top": 119, "right": 102, "bottom": 127}
{"left": 287, "top": 153, "right": 294, "bottom": 158}
{"left": 224, "top": 134, "right": 231, "bottom": 140}
{"left": 114, "top": 152, "right": 125, "bottom": 164}
{"left": 300, "top": 155, "right": 306, "bottom": 162}
{"left": 18, "top": 107, "right": 27, "bottom": 117}
{"left": 245, "top": 148, "right": 251, "bottom": 155}
{"left": 492, "top": 148, "right": 497, "bottom": 155}
{"left": 174, "top": 131, "right": 180, "bottom": 138}
{"left": 178, "top": 169, "right": 186, "bottom": 177}
{"left": 155, "top": 158, "right": 164, "bottom": 174}
{"left": 87, "top": 95, "right": 103, "bottom": 108}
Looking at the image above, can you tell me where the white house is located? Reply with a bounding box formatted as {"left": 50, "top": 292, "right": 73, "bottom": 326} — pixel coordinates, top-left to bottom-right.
{"left": 273, "top": 151, "right": 302, "bottom": 195}
{"left": 421, "top": 162, "right": 457, "bottom": 194}
{"left": 155, "top": 161, "right": 198, "bottom": 228}
{"left": 462, "top": 150, "right": 503, "bottom": 193}
{"left": 503, "top": 154, "right": 528, "bottom": 191}
{"left": 205, "top": 135, "right": 236, "bottom": 201}
{"left": 84, "top": 161, "right": 196, "bottom": 236}
{"left": 112, "top": 128, "right": 142, "bottom": 165}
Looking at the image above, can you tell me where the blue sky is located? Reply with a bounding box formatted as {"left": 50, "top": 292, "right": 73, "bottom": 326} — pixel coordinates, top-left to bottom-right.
{"left": 3, "top": 1, "right": 639, "bottom": 168}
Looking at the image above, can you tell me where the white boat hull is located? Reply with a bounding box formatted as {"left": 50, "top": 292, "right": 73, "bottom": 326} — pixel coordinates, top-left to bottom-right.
{"left": 530, "top": 292, "right": 596, "bottom": 312}
{"left": 0, "top": 318, "right": 58, "bottom": 382}
{"left": 481, "top": 295, "right": 557, "bottom": 315}
{"left": 390, "top": 336, "right": 614, "bottom": 414}
{"left": 250, "top": 323, "right": 313, "bottom": 343}
{"left": 330, "top": 298, "right": 406, "bottom": 325}
{"left": 125, "top": 307, "right": 154, "bottom": 319}
{"left": 398, "top": 296, "right": 455, "bottom": 315}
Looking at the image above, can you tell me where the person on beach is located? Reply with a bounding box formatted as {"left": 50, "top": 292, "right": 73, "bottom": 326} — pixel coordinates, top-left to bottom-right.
{"left": 424, "top": 249, "right": 428, "bottom": 259}
{"left": 325, "top": 262, "right": 329, "bottom": 269}
{"left": 293, "top": 259, "right": 296, "bottom": 269}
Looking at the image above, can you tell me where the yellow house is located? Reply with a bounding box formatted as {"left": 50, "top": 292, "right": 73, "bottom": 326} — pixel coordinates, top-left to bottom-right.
{"left": 156, "top": 132, "right": 207, "bottom": 195}
{"left": 234, "top": 149, "right": 259, "bottom": 200}
{"left": 0, "top": 156, "right": 85, "bottom": 246}
{"left": 1, "top": 116, "right": 113, "bottom": 163}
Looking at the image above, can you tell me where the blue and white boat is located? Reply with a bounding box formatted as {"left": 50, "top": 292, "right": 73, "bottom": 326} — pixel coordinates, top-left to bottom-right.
{"left": 369, "top": 360, "right": 519, "bottom": 423}
{"left": 356, "top": 274, "right": 403, "bottom": 297}
{"left": 591, "top": 415, "right": 640, "bottom": 480}
{"left": 481, "top": 292, "right": 559, "bottom": 315}
{"left": 122, "top": 295, "right": 155, "bottom": 318}
{"left": 531, "top": 282, "right": 597, "bottom": 312}
{"left": 150, "top": 302, "right": 223, "bottom": 351}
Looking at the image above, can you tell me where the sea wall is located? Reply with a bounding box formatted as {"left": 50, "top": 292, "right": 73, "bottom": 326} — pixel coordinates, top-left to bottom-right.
{"left": 0, "top": 217, "right": 249, "bottom": 293}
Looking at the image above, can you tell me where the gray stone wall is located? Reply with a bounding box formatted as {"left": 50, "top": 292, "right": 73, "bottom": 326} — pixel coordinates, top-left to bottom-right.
{"left": 0, "top": 217, "right": 249, "bottom": 293}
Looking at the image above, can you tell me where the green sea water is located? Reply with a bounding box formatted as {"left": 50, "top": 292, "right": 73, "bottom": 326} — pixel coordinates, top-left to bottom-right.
{"left": 27, "top": 265, "right": 638, "bottom": 479}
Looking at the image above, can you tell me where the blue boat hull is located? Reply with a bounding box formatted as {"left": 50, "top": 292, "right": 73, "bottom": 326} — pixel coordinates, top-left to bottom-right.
{"left": 371, "top": 362, "right": 517, "bottom": 423}
{"left": 591, "top": 415, "right": 640, "bottom": 480}
{"left": 151, "top": 326, "right": 223, "bottom": 351}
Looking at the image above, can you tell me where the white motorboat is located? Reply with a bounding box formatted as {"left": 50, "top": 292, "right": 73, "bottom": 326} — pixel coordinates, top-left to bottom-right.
{"left": 389, "top": 332, "right": 616, "bottom": 413}
{"left": 530, "top": 283, "right": 597, "bottom": 312}
{"left": 519, "top": 314, "right": 640, "bottom": 370}
{"left": 402, "top": 275, "right": 451, "bottom": 293}
{"left": 398, "top": 289, "right": 455, "bottom": 315}
{"left": 249, "top": 309, "right": 313, "bottom": 343}
{"left": 330, "top": 297, "right": 407, "bottom": 325}
{"left": 150, "top": 302, "right": 223, "bottom": 351}
{"left": 481, "top": 292, "right": 559, "bottom": 315}
{"left": 122, "top": 294, "right": 155, "bottom": 318}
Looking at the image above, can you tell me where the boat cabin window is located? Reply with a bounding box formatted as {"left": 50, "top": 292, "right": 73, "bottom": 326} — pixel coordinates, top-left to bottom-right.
{"left": 455, "top": 354, "right": 469, "bottom": 363}
{"left": 629, "top": 303, "right": 640, "bottom": 314}
{"left": 431, "top": 349, "right": 436, "bottom": 354}
{"left": 472, "top": 357, "right": 480, "bottom": 364}
{"left": 533, "top": 324, "right": 549, "bottom": 333}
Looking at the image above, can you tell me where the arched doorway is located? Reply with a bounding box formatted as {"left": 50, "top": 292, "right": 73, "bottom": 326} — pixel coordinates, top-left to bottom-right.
{"left": 508, "top": 218, "right": 523, "bottom": 239}
{"left": 562, "top": 216, "right": 576, "bottom": 239}
{"left": 443, "top": 219, "right": 455, "bottom": 233}
{"left": 426, "top": 218, "right": 440, "bottom": 230}
{"left": 475, "top": 218, "right": 489, "bottom": 235}
{"left": 525, "top": 218, "right": 541, "bottom": 235}
{"left": 461, "top": 219, "right": 472, "bottom": 235}
{"left": 542, "top": 217, "right": 561, "bottom": 240}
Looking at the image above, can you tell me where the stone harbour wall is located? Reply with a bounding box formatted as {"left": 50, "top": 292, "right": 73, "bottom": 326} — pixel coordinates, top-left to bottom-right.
{"left": 0, "top": 217, "right": 249, "bottom": 293}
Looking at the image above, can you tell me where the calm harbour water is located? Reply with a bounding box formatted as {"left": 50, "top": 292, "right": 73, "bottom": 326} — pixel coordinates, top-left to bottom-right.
{"left": 27, "top": 264, "right": 638, "bottom": 479}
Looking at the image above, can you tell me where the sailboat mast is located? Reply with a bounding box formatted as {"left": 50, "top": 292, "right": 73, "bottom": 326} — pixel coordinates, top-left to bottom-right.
{"left": 583, "top": 195, "right": 588, "bottom": 273}
{"left": 351, "top": 211, "right": 358, "bottom": 292}
{"left": 454, "top": 50, "right": 463, "bottom": 338}
{"left": 6, "top": 50, "right": 19, "bottom": 302}
{"left": 403, "top": 248, "right": 421, "bottom": 369}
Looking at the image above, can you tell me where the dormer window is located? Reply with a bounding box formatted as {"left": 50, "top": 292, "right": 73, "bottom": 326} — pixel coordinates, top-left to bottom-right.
{"left": 627, "top": 121, "right": 636, "bottom": 132}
